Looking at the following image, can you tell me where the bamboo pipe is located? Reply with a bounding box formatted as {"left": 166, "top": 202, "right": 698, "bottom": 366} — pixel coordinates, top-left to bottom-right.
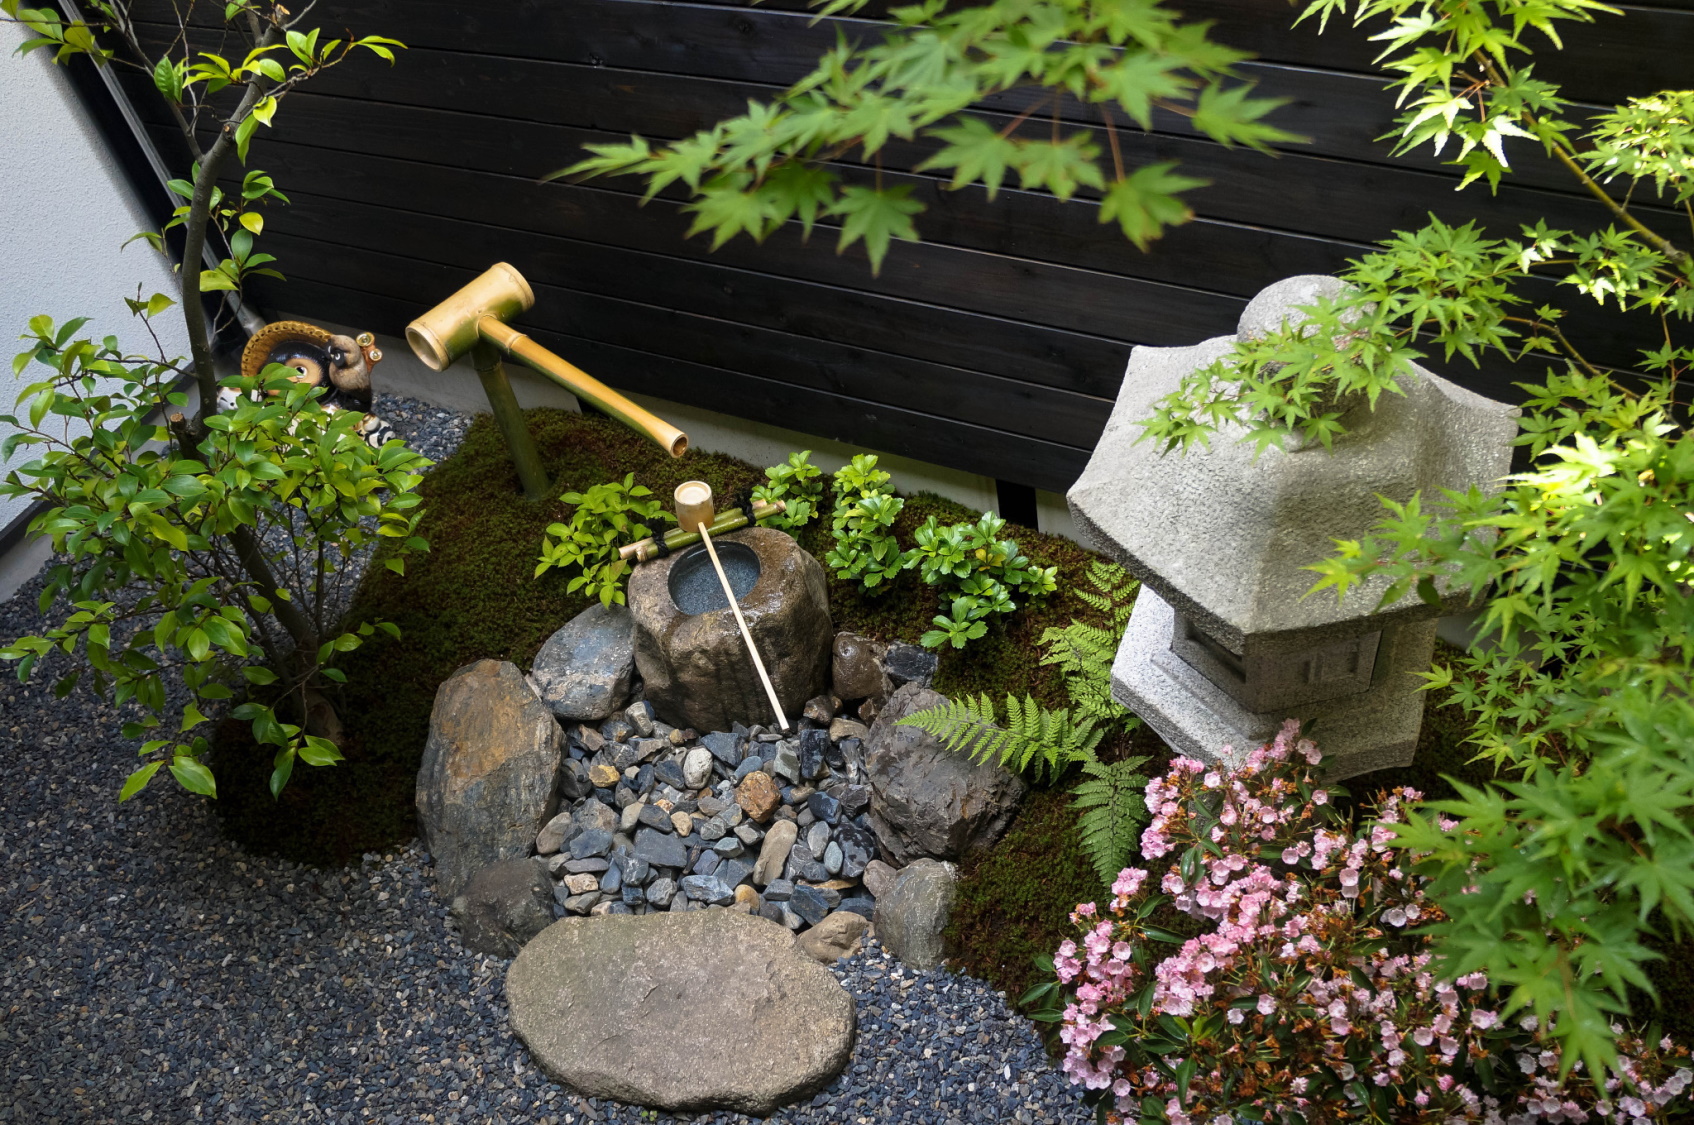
{"left": 618, "top": 500, "right": 786, "bottom": 563}
{"left": 404, "top": 262, "right": 688, "bottom": 461}
{"left": 478, "top": 317, "right": 687, "bottom": 458}
{"left": 679, "top": 481, "right": 790, "bottom": 732}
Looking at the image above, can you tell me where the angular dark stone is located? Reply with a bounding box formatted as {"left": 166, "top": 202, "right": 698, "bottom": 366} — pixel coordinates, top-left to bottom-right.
{"left": 681, "top": 874, "right": 736, "bottom": 905}
{"left": 836, "top": 896, "right": 876, "bottom": 919}
{"left": 839, "top": 785, "right": 871, "bottom": 817}
{"left": 716, "top": 859, "right": 754, "bottom": 889}
{"left": 601, "top": 864, "right": 623, "bottom": 894}
{"left": 454, "top": 858, "right": 555, "bottom": 957}
{"left": 564, "top": 856, "right": 611, "bottom": 875}
{"left": 865, "top": 684, "right": 1027, "bottom": 866}
{"left": 703, "top": 731, "right": 743, "bottom": 768}
{"left": 531, "top": 605, "right": 636, "bottom": 722}
{"left": 788, "top": 885, "right": 831, "bottom": 926}
{"left": 561, "top": 891, "right": 600, "bottom": 915}
{"left": 633, "top": 764, "right": 655, "bottom": 795}
{"left": 617, "top": 853, "right": 651, "bottom": 886}
{"left": 759, "top": 899, "right": 788, "bottom": 926}
{"left": 608, "top": 903, "right": 633, "bottom": 915}
{"left": 417, "top": 659, "right": 564, "bottom": 900}
{"left": 763, "top": 878, "right": 794, "bottom": 901}
{"left": 621, "top": 883, "right": 646, "bottom": 907}
{"left": 734, "top": 756, "right": 765, "bottom": 783}
{"left": 614, "top": 783, "right": 638, "bottom": 809}
{"left": 636, "top": 804, "right": 674, "bottom": 833}
{"left": 798, "top": 728, "right": 831, "bottom": 782}
{"left": 834, "top": 822, "right": 877, "bottom": 880}
{"left": 612, "top": 742, "right": 643, "bottom": 771}
{"left": 601, "top": 715, "right": 636, "bottom": 743}
{"left": 654, "top": 760, "right": 688, "bottom": 790}
{"left": 633, "top": 827, "right": 688, "bottom": 870}
{"left": 559, "top": 758, "right": 593, "bottom": 802}
{"left": 807, "top": 791, "right": 841, "bottom": 824}
{"left": 594, "top": 788, "right": 616, "bottom": 806}
{"left": 693, "top": 850, "right": 722, "bottom": 877}
{"left": 570, "top": 829, "right": 614, "bottom": 859}
{"left": 882, "top": 644, "right": 938, "bottom": 688}
{"left": 697, "top": 794, "right": 729, "bottom": 818}
{"left": 824, "top": 740, "right": 846, "bottom": 769}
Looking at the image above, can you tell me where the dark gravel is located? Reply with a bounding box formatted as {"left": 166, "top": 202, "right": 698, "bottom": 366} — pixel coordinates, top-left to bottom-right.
{"left": 0, "top": 393, "right": 1089, "bottom": 1125}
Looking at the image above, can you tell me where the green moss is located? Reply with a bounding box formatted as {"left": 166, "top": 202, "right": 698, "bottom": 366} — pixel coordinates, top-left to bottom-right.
{"left": 210, "top": 409, "right": 1118, "bottom": 866}
{"left": 943, "top": 787, "right": 1106, "bottom": 1000}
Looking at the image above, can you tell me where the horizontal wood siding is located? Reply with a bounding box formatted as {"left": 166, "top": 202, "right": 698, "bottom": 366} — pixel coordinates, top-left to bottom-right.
{"left": 118, "top": 0, "right": 1694, "bottom": 491}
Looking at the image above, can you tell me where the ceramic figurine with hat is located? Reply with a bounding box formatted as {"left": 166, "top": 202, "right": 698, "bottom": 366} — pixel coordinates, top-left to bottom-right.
{"left": 218, "top": 320, "right": 396, "bottom": 447}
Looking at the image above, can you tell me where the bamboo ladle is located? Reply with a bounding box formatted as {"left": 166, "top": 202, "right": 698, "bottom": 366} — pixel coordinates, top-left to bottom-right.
{"left": 674, "top": 481, "right": 791, "bottom": 732}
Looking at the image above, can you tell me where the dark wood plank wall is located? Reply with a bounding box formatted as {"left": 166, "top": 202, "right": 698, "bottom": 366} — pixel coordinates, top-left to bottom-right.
{"left": 115, "top": 0, "right": 1694, "bottom": 492}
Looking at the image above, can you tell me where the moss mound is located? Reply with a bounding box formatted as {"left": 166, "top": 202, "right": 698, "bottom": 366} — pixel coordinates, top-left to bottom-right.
{"left": 212, "top": 408, "right": 1114, "bottom": 866}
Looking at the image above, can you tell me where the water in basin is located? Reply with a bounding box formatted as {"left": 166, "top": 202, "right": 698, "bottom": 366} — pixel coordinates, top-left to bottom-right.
{"left": 668, "top": 542, "right": 761, "bottom": 615}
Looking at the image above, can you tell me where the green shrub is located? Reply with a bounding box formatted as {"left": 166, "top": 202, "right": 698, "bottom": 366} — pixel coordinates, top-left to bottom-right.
{"left": 752, "top": 449, "right": 825, "bottom": 529}
{"left": 823, "top": 454, "right": 907, "bottom": 590}
{"left": 907, "top": 511, "right": 1057, "bottom": 650}
{"left": 0, "top": 0, "right": 407, "bottom": 803}
{"left": 534, "top": 473, "right": 672, "bottom": 607}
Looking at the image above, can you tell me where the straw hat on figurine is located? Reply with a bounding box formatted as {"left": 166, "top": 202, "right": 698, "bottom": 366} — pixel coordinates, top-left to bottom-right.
{"left": 241, "top": 319, "right": 335, "bottom": 387}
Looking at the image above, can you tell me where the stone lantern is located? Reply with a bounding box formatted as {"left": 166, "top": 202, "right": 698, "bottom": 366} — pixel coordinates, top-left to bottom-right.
{"left": 1068, "top": 276, "right": 1519, "bottom": 778}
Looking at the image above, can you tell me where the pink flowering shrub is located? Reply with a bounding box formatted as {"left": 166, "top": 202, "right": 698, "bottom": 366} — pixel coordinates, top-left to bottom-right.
{"left": 1029, "top": 721, "right": 1691, "bottom": 1124}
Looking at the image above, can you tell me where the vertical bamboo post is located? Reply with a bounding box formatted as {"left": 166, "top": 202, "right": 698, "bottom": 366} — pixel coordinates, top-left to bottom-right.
{"left": 471, "top": 338, "right": 550, "bottom": 502}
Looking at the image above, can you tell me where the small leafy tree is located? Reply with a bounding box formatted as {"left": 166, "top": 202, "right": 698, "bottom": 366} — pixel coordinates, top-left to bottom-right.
{"left": 0, "top": 2, "right": 417, "bottom": 802}
{"left": 556, "top": 0, "right": 1296, "bottom": 271}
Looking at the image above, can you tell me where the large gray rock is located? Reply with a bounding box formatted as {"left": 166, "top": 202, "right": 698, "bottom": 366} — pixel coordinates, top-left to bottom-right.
{"left": 873, "top": 859, "right": 957, "bottom": 971}
{"left": 529, "top": 603, "right": 636, "bottom": 721}
{"left": 629, "top": 527, "right": 832, "bottom": 732}
{"left": 417, "top": 659, "right": 564, "bottom": 900}
{"left": 506, "top": 910, "right": 856, "bottom": 1115}
{"left": 451, "top": 858, "right": 556, "bottom": 957}
{"left": 864, "top": 683, "right": 1027, "bottom": 867}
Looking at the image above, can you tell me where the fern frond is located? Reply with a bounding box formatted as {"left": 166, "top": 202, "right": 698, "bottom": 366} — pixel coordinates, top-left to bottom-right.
{"left": 1073, "top": 560, "right": 1136, "bottom": 624}
{"left": 1073, "top": 754, "right": 1151, "bottom": 888}
{"left": 1041, "top": 561, "right": 1141, "bottom": 735}
{"left": 898, "top": 692, "right": 1102, "bottom": 781}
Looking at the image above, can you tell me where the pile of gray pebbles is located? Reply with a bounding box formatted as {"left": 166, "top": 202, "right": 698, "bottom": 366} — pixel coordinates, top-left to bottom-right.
{"left": 0, "top": 391, "right": 1091, "bottom": 1124}
{"left": 537, "top": 700, "right": 883, "bottom": 932}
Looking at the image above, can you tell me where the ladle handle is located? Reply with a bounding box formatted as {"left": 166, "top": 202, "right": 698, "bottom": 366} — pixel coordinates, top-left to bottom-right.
{"left": 697, "top": 524, "right": 791, "bottom": 733}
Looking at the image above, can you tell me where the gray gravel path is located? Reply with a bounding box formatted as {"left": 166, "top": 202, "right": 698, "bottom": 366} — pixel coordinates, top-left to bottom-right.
{"left": 0, "top": 393, "right": 1090, "bottom": 1125}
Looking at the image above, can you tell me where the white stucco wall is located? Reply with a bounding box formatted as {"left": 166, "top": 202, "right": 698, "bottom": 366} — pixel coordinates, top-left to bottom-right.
{"left": 0, "top": 22, "right": 187, "bottom": 540}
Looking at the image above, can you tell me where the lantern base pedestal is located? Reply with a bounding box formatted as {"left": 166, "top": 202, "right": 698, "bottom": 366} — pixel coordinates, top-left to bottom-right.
{"left": 1112, "top": 589, "right": 1432, "bottom": 781}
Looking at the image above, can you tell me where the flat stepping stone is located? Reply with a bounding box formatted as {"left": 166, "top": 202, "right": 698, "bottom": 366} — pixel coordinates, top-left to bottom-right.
{"left": 506, "top": 910, "right": 856, "bottom": 1115}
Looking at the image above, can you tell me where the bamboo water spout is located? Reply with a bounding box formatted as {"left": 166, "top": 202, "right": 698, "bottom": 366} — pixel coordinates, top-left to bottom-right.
{"left": 405, "top": 263, "right": 687, "bottom": 499}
